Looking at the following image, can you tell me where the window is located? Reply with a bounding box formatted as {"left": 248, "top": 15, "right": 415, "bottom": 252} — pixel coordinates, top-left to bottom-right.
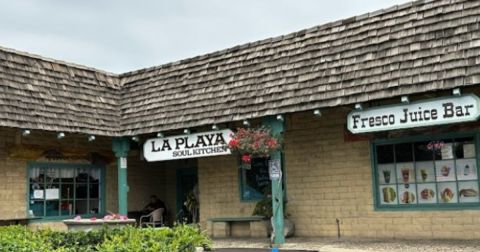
{"left": 374, "top": 134, "right": 479, "bottom": 209}
{"left": 28, "top": 162, "right": 104, "bottom": 218}
{"left": 239, "top": 157, "right": 272, "bottom": 201}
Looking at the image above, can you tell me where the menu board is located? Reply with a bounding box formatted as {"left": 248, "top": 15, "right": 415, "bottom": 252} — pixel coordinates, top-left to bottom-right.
{"left": 456, "top": 159, "right": 477, "bottom": 181}
{"left": 378, "top": 164, "right": 395, "bottom": 185}
{"left": 458, "top": 181, "right": 480, "bottom": 203}
{"left": 417, "top": 183, "right": 437, "bottom": 204}
{"left": 437, "top": 182, "right": 457, "bottom": 203}
{"left": 416, "top": 161, "right": 435, "bottom": 183}
{"left": 379, "top": 185, "right": 397, "bottom": 205}
{"left": 396, "top": 162, "right": 415, "bottom": 184}
{"left": 398, "top": 184, "right": 417, "bottom": 205}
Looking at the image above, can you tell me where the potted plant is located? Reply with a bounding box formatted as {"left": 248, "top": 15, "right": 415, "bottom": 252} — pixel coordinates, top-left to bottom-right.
{"left": 252, "top": 195, "right": 295, "bottom": 238}
{"left": 228, "top": 126, "right": 282, "bottom": 169}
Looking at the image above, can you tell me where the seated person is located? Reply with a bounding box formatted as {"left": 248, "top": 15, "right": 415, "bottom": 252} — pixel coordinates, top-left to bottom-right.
{"left": 143, "top": 195, "right": 167, "bottom": 214}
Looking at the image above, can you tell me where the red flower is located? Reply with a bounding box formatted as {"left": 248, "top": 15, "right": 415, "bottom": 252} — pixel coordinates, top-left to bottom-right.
{"left": 267, "top": 139, "right": 278, "bottom": 148}
{"left": 228, "top": 139, "right": 239, "bottom": 148}
{"left": 241, "top": 154, "right": 252, "bottom": 163}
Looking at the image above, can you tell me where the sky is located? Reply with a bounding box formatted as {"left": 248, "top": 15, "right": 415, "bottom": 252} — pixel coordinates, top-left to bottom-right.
{"left": 0, "top": 0, "right": 407, "bottom": 73}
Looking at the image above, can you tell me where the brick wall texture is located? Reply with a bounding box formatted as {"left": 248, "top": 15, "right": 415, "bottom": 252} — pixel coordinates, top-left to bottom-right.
{"left": 198, "top": 106, "right": 480, "bottom": 239}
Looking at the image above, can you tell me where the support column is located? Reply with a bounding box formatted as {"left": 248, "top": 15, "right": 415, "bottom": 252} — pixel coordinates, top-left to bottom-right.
{"left": 263, "top": 116, "right": 285, "bottom": 245}
{"left": 112, "top": 137, "right": 130, "bottom": 215}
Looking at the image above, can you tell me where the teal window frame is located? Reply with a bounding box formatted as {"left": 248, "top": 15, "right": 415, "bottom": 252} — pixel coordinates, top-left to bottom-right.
{"left": 371, "top": 131, "right": 480, "bottom": 211}
{"left": 26, "top": 162, "right": 106, "bottom": 221}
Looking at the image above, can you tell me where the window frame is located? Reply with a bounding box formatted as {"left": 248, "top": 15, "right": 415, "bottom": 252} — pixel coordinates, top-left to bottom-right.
{"left": 371, "top": 131, "right": 480, "bottom": 211}
{"left": 26, "top": 162, "right": 106, "bottom": 221}
{"left": 238, "top": 155, "right": 287, "bottom": 202}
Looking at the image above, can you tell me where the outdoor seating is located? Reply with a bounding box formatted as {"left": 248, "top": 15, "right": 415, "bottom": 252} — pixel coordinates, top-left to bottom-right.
{"left": 139, "top": 208, "right": 164, "bottom": 227}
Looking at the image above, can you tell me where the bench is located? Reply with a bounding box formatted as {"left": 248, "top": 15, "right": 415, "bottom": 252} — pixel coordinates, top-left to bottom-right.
{"left": 208, "top": 216, "right": 267, "bottom": 238}
{"left": 0, "top": 217, "right": 41, "bottom": 226}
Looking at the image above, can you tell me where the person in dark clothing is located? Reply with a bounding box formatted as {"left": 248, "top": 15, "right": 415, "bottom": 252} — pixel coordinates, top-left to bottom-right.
{"left": 143, "top": 195, "right": 167, "bottom": 214}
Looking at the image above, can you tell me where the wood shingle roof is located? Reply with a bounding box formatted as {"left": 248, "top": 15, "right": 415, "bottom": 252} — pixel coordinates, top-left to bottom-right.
{"left": 1, "top": 0, "right": 480, "bottom": 136}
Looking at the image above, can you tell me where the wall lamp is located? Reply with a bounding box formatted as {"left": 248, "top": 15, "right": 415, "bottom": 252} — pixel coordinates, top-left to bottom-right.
{"left": 355, "top": 103, "right": 363, "bottom": 110}
{"left": 131, "top": 136, "right": 139, "bottom": 142}
{"left": 276, "top": 115, "right": 284, "bottom": 121}
{"left": 156, "top": 132, "right": 164, "bottom": 138}
{"left": 401, "top": 96, "right": 409, "bottom": 104}
{"left": 22, "top": 129, "right": 31, "bottom": 136}
{"left": 212, "top": 124, "right": 219, "bottom": 130}
{"left": 88, "top": 135, "right": 96, "bottom": 142}
{"left": 57, "top": 132, "right": 65, "bottom": 139}
{"left": 183, "top": 129, "right": 191, "bottom": 134}
{"left": 313, "top": 109, "right": 322, "bottom": 117}
{"left": 243, "top": 120, "right": 250, "bottom": 127}
{"left": 453, "top": 88, "right": 461, "bottom": 96}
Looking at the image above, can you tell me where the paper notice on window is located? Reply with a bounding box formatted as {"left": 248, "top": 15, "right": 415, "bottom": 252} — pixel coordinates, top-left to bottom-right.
{"left": 45, "top": 188, "right": 59, "bottom": 200}
{"left": 441, "top": 143, "right": 453, "bottom": 160}
{"left": 464, "top": 144, "right": 475, "bottom": 158}
{"left": 33, "top": 190, "right": 44, "bottom": 199}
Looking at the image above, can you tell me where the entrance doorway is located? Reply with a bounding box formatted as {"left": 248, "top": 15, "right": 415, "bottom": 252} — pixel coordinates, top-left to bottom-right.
{"left": 176, "top": 167, "right": 198, "bottom": 223}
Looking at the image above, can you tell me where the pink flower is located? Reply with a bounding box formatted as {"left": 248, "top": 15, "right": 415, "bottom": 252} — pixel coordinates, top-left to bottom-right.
{"left": 103, "top": 215, "right": 114, "bottom": 221}
{"left": 241, "top": 154, "right": 251, "bottom": 164}
{"left": 90, "top": 217, "right": 97, "bottom": 221}
{"left": 228, "top": 139, "right": 239, "bottom": 148}
{"left": 119, "top": 215, "right": 128, "bottom": 220}
{"left": 74, "top": 215, "right": 81, "bottom": 221}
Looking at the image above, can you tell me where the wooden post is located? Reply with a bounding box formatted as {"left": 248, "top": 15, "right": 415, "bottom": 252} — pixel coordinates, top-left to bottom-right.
{"left": 263, "top": 116, "right": 285, "bottom": 245}
{"left": 112, "top": 137, "right": 130, "bottom": 215}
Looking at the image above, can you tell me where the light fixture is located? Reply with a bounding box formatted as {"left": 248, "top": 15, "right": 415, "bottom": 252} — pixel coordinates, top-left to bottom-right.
{"left": 243, "top": 120, "right": 250, "bottom": 127}
{"left": 453, "top": 88, "right": 461, "bottom": 96}
{"left": 21, "top": 129, "right": 31, "bottom": 136}
{"left": 131, "top": 136, "right": 139, "bottom": 142}
{"left": 276, "top": 115, "right": 284, "bottom": 121}
{"left": 57, "top": 132, "right": 65, "bottom": 139}
{"left": 156, "top": 132, "right": 164, "bottom": 138}
{"left": 313, "top": 109, "right": 322, "bottom": 117}
{"left": 355, "top": 103, "right": 363, "bottom": 110}
{"left": 212, "top": 124, "right": 219, "bottom": 130}
{"left": 401, "top": 96, "right": 409, "bottom": 104}
{"left": 183, "top": 129, "right": 191, "bottom": 134}
{"left": 88, "top": 135, "right": 96, "bottom": 142}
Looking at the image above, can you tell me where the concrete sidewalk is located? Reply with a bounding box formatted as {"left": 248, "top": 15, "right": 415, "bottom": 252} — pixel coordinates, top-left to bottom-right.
{"left": 213, "top": 237, "right": 480, "bottom": 252}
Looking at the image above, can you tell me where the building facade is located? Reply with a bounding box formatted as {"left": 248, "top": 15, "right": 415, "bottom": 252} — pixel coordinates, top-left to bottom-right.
{"left": 1, "top": 0, "right": 480, "bottom": 239}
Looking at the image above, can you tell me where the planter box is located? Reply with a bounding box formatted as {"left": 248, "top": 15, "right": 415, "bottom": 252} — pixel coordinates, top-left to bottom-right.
{"left": 63, "top": 219, "right": 136, "bottom": 232}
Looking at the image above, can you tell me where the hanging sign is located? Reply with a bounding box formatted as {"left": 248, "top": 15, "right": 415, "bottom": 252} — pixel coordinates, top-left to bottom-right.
{"left": 347, "top": 94, "right": 480, "bottom": 134}
{"left": 143, "top": 129, "right": 233, "bottom": 161}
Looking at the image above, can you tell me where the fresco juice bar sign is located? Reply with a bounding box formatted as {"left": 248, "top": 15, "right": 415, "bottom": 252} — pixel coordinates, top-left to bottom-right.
{"left": 143, "top": 129, "right": 233, "bottom": 161}
{"left": 347, "top": 94, "right": 480, "bottom": 134}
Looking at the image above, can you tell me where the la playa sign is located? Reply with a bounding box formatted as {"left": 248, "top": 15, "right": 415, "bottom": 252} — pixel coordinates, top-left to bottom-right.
{"left": 143, "top": 129, "right": 233, "bottom": 161}
{"left": 347, "top": 94, "right": 480, "bottom": 134}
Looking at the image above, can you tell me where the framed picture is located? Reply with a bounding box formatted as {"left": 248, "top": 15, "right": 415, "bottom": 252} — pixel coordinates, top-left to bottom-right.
{"left": 458, "top": 181, "right": 480, "bottom": 203}
{"left": 378, "top": 164, "right": 395, "bottom": 185}
{"left": 417, "top": 183, "right": 437, "bottom": 204}
{"left": 456, "top": 159, "right": 477, "bottom": 181}
{"left": 437, "top": 182, "right": 457, "bottom": 204}
{"left": 396, "top": 162, "right": 415, "bottom": 184}
{"left": 398, "top": 184, "right": 417, "bottom": 205}
{"left": 416, "top": 161, "right": 435, "bottom": 183}
{"left": 379, "top": 185, "right": 398, "bottom": 205}
{"left": 435, "top": 160, "right": 455, "bottom": 182}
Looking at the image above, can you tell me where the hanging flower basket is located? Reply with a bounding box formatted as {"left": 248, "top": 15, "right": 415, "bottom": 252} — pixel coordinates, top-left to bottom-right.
{"left": 228, "top": 127, "right": 282, "bottom": 169}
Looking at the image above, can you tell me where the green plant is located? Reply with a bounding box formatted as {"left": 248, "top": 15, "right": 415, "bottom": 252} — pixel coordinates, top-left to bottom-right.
{"left": 252, "top": 196, "right": 288, "bottom": 219}
{"left": 0, "top": 224, "right": 211, "bottom": 252}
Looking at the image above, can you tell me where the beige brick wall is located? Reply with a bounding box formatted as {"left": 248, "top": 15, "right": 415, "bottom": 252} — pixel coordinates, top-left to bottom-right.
{"left": 198, "top": 107, "right": 480, "bottom": 239}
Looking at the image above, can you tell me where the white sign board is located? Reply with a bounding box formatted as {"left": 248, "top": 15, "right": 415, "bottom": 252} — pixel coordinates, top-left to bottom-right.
{"left": 143, "top": 129, "right": 233, "bottom": 162}
{"left": 269, "top": 159, "right": 282, "bottom": 180}
{"left": 120, "top": 157, "right": 127, "bottom": 169}
{"left": 347, "top": 94, "right": 480, "bottom": 134}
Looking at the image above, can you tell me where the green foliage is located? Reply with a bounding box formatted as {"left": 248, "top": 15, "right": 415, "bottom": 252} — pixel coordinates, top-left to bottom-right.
{"left": 0, "top": 224, "right": 211, "bottom": 252}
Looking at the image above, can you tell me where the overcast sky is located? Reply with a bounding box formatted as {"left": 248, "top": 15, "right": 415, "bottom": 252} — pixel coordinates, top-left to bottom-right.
{"left": 0, "top": 0, "right": 407, "bottom": 73}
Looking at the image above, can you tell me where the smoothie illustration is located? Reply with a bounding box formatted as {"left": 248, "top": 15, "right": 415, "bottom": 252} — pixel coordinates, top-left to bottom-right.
{"left": 401, "top": 168, "right": 410, "bottom": 188}
{"left": 383, "top": 170, "right": 391, "bottom": 184}
{"left": 420, "top": 169, "right": 428, "bottom": 182}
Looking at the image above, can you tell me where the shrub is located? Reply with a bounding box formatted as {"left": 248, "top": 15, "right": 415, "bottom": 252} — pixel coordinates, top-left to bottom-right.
{"left": 0, "top": 224, "right": 211, "bottom": 252}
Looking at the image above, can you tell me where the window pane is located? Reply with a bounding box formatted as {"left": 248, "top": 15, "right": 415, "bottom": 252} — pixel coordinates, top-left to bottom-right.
{"left": 76, "top": 168, "right": 90, "bottom": 183}
{"left": 395, "top": 143, "right": 413, "bottom": 162}
{"left": 90, "top": 169, "right": 101, "bottom": 183}
{"left": 434, "top": 140, "right": 454, "bottom": 160}
{"left": 60, "top": 200, "right": 74, "bottom": 216}
{"left": 61, "top": 184, "right": 74, "bottom": 200}
{"left": 414, "top": 141, "right": 433, "bottom": 161}
{"left": 89, "top": 184, "right": 99, "bottom": 198}
{"left": 76, "top": 184, "right": 88, "bottom": 199}
{"left": 60, "top": 169, "right": 75, "bottom": 183}
{"left": 75, "top": 200, "right": 88, "bottom": 215}
{"left": 455, "top": 137, "right": 476, "bottom": 159}
{"left": 241, "top": 157, "right": 271, "bottom": 200}
{"left": 377, "top": 145, "right": 394, "bottom": 164}
{"left": 89, "top": 200, "right": 100, "bottom": 214}
{"left": 45, "top": 201, "right": 60, "bottom": 217}
{"left": 45, "top": 167, "right": 60, "bottom": 183}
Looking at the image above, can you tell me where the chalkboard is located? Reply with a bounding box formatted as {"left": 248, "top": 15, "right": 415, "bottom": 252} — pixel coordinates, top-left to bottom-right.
{"left": 245, "top": 157, "right": 271, "bottom": 196}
